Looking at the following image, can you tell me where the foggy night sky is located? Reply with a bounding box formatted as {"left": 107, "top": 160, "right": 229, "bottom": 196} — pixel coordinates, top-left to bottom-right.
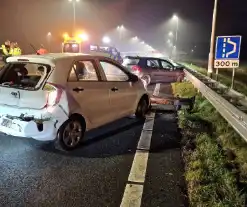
{"left": 0, "top": 0, "right": 247, "bottom": 59}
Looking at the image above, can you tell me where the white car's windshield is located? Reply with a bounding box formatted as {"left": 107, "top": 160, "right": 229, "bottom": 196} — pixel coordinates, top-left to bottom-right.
{"left": 0, "top": 63, "right": 50, "bottom": 90}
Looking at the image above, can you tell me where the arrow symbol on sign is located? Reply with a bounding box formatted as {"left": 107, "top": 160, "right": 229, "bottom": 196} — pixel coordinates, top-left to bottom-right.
{"left": 226, "top": 38, "right": 237, "bottom": 58}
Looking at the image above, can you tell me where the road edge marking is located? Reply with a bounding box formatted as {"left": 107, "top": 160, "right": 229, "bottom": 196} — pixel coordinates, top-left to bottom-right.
{"left": 120, "top": 113, "right": 155, "bottom": 207}
{"left": 120, "top": 83, "right": 160, "bottom": 207}
{"left": 120, "top": 184, "right": 143, "bottom": 207}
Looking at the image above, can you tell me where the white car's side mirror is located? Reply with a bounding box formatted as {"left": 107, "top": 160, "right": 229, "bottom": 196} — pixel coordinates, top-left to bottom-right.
{"left": 129, "top": 74, "right": 139, "bottom": 82}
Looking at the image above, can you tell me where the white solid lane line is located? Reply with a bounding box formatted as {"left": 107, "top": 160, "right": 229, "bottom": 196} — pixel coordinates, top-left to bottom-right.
{"left": 120, "top": 83, "right": 159, "bottom": 207}
{"left": 142, "top": 118, "right": 154, "bottom": 131}
{"left": 137, "top": 130, "right": 153, "bottom": 151}
{"left": 153, "top": 83, "right": 160, "bottom": 97}
{"left": 128, "top": 150, "right": 150, "bottom": 183}
{"left": 120, "top": 184, "right": 143, "bottom": 207}
{"left": 120, "top": 115, "right": 154, "bottom": 207}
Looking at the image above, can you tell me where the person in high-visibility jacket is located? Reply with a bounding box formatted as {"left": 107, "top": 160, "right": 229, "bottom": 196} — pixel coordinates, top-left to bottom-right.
{"left": 0, "top": 40, "right": 11, "bottom": 63}
{"left": 14, "top": 42, "right": 22, "bottom": 55}
{"left": 37, "top": 44, "right": 48, "bottom": 55}
{"left": 9, "top": 42, "right": 22, "bottom": 56}
{"left": 0, "top": 40, "right": 10, "bottom": 55}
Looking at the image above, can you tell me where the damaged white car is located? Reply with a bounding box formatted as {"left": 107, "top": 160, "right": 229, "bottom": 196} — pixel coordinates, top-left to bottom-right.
{"left": 0, "top": 53, "right": 150, "bottom": 150}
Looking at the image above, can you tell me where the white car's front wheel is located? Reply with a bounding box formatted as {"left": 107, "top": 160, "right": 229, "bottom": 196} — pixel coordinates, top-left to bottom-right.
{"left": 57, "top": 115, "right": 86, "bottom": 151}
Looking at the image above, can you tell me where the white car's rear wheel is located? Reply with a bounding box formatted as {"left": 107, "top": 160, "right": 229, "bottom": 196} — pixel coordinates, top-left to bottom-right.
{"left": 57, "top": 116, "right": 86, "bottom": 151}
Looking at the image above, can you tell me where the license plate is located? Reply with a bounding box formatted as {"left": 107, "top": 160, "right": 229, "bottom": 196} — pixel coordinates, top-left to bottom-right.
{"left": 1, "top": 118, "right": 12, "bottom": 128}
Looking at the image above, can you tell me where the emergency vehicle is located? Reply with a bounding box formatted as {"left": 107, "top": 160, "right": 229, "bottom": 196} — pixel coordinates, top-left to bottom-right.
{"left": 62, "top": 35, "right": 123, "bottom": 63}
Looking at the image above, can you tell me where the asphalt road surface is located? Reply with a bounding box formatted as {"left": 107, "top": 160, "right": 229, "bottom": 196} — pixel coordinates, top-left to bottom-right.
{"left": 0, "top": 83, "right": 187, "bottom": 207}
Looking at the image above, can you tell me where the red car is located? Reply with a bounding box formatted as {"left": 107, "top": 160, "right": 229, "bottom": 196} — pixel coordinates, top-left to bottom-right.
{"left": 122, "top": 56, "right": 185, "bottom": 85}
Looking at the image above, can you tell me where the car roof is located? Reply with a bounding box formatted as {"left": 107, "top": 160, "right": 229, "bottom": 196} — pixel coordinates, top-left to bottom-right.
{"left": 124, "top": 56, "right": 164, "bottom": 60}
{"left": 6, "top": 53, "right": 113, "bottom": 66}
{"left": 123, "top": 56, "right": 178, "bottom": 67}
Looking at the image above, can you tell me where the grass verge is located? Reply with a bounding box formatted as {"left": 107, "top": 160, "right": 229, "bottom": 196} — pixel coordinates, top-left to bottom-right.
{"left": 181, "top": 62, "right": 247, "bottom": 96}
{"left": 172, "top": 82, "right": 246, "bottom": 206}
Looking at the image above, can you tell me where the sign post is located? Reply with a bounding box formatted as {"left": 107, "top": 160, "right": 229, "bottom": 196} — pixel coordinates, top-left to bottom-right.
{"left": 231, "top": 68, "right": 235, "bottom": 89}
{"left": 215, "top": 67, "right": 219, "bottom": 81}
{"left": 214, "top": 35, "right": 242, "bottom": 89}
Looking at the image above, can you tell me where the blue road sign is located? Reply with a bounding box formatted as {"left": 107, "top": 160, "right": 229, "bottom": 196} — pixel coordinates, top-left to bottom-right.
{"left": 215, "top": 36, "right": 242, "bottom": 60}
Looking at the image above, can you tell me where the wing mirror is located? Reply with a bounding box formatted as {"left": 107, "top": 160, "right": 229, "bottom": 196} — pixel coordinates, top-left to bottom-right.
{"left": 129, "top": 74, "right": 139, "bottom": 82}
{"left": 175, "top": 66, "right": 184, "bottom": 71}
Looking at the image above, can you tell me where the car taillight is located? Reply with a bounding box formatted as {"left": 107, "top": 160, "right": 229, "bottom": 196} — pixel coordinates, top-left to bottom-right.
{"left": 44, "top": 82, "right": 63, "bottom": 107}
{"left": 131, "top": 65, "right": 142, "bottom": 72}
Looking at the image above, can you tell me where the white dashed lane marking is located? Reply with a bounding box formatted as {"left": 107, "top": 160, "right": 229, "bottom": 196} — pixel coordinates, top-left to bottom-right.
{"left": 153, "top": 83, "right": 160, "bottom": 97}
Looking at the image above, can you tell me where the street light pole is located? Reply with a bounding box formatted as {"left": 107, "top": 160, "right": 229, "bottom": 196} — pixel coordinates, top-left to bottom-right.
{"left": 73, "top": 1, "right": 76, "bottom": 33}
{"left": 69, "top": 0, "right": 79, "bottom": 35}
{"left": 119, "top": 29, "right": 122, "bottom": 40}
{"left": 172, "top": 15, "right": 179, "bottom": 59}
{"left": 117, "top": 25, "right": 124, "bottom": 49}
{"left": 47, "top": 32, "right": 52, "bottom": 52}
{"left": 208, "top": 0, "right": 218, "bottom": 77}
{"left": 119, "top": 25, "right": 124, "bottom": 40}
{"left": 175, "top": 19, "right": 178, "bottom": 47}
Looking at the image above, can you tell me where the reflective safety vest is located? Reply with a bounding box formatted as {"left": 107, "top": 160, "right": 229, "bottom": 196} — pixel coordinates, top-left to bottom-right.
{"left": 0, "top": 44, "right": 9, "bottom": 55}
{"left": 9, "top": 47, "right": 22, "bottom": 56}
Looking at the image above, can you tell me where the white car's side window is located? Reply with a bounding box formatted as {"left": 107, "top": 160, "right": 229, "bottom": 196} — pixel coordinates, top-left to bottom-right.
{"left": 99, "top": 61, "right": 129, "bottom": 82}
{"left": 68, "top": 60, "right": 99, "bottom": 82}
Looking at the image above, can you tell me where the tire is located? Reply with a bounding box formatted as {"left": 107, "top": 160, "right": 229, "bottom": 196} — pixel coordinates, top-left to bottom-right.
{"left": 56, "top": 115, "right": 86, "bottom": 151}
{"left": 135, "top": 98, "right": 149, "bottom": 119}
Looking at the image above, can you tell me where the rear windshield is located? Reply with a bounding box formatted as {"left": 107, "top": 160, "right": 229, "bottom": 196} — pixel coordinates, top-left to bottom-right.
{"left": 122, "top": 58, "right": 140, "bottom": 66}
{"left": 0, "top": 63, "right": 50, "bottom": 90}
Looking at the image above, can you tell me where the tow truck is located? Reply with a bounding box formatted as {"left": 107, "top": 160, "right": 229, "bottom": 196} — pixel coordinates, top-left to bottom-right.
{"left": 62, "top": 34, "right": 123, "bottom": 63}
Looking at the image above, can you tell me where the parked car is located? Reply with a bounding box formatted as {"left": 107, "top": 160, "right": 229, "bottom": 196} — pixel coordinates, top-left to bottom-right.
{"left": 122, "top": 56, "right": 185, "bottom": 85}
{"left": 0, "top": 53, "right": 150, "bottom": 150}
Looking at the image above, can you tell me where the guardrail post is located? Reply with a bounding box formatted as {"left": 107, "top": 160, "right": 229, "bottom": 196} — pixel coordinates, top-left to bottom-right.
{"left": 231, "top": 68, "right": 235, "bottom": 89}
{"left": 215, "top": 68, "right": 219, "bottom": 81}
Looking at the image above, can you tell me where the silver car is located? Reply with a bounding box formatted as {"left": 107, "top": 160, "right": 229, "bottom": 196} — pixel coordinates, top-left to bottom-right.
{"left": 122, "top": 56, "right": 185, "bottom": 85}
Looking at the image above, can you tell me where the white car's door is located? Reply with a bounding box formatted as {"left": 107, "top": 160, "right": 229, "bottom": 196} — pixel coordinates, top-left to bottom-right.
{"left": 66, "top": 59, "right": 114, "bottom": 128}
{"left": 98, "top": 59, "right": 138, "bottom": 119}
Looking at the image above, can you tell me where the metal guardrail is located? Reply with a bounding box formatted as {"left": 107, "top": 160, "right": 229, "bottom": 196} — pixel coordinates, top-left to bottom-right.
{"left": 184, "top": 69, "right": 247, "bottom": 142}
